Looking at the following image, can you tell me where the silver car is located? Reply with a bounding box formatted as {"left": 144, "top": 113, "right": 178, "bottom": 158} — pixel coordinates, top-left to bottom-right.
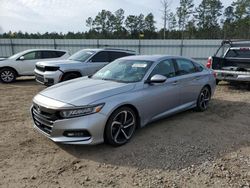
{"left": 31, "top": 55, "right": 216, "bottom": 146}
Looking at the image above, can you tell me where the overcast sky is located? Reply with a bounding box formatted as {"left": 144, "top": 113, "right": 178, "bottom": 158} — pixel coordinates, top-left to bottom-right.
{"left": 0, "top": 0, "right": 233, "bottom": 34}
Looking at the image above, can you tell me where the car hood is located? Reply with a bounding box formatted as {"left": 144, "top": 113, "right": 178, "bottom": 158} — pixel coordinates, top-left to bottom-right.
{"left": 39, "top": 78, "right": 135, "bottom": 106}
{"left": 36, "top": 59, "right": 83, "bottom": 67}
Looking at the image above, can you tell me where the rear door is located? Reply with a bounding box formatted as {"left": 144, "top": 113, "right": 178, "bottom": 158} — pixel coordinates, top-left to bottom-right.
{"left": 174, "top": 58, "right": 203, "bottom": 105}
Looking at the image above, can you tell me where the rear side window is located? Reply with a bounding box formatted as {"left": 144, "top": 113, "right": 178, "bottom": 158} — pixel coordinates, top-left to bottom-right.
{"left": 56, "top": 51, "right": 66, "bottom": 57}
{"left": 42, "top": 51, "right": 58, "bottom": 59}
{"left": 108, "top": 51, "right": 134, "bottom": 62}
{"left": 150, "top": 59, "right": 176, "bottom": 78}
{"left": 176, "top": 59, "right": 196, "bottom": 75}
{"left": 225, "top": 49, "right": 250, "bottom": 58}
{"left": 91, "top": 51, "right": 109, "bottom": 62}
{"left": 193, "top": 62, "right": 204, "bottom": 72}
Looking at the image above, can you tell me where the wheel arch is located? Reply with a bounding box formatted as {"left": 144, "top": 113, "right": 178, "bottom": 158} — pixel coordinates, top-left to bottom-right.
{"left": 203, "top": 84, "right": 212, "bottom": 95}
{"left": 0, "top": 66, "right": 19, "bottom": 76}
{"left": 103, "top": 103, "right": 141, "bottom": 142}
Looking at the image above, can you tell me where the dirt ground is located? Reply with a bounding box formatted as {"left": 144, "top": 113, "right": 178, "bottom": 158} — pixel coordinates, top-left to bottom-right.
{"left": 0, "top": 78, "right": 249, "bottom": 188}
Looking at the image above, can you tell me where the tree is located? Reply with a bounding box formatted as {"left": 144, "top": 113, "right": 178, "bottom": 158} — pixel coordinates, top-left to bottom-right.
{"left": 125, "top": 14, "right": 145, "bottom": 38}
{"left": 161, "top": 0, "right": 171, "bottom": 39}
{"left": 195, "top": 0, "right": 223, "bottom": 38}
{"left": 195, "top": 0, "right": 223, "bottom": 29}
{"left": 86, "top": 17, "right": 94, "bottom": 30}
{"left": 144, "top": 13, "right": 157, "bottom": 38}
{"left": 93, "top": 10, "right": 115, "bottom": 36}
{"left": 176, "top": 0, "right": 194, "bottom": 39}
{"left": 232, "top": 0, "right": 250, "bottom": 19}
{"left": 168, "top": 12, "right": 177, "bottom": 31}
{"left": 113, "top": 9, "right": 125, "bottom": 33}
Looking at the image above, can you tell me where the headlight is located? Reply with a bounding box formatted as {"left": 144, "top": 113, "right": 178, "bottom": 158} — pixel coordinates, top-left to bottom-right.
{"left": 60, "top": 103, "right": 104, "bottom": 118}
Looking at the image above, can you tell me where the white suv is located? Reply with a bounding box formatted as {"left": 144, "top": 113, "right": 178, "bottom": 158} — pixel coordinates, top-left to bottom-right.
{"left": 35, "top": 48, "right": 136, "bottom": 86}
{"left": 0, "top": 49, "right": 69, "bottom": 83}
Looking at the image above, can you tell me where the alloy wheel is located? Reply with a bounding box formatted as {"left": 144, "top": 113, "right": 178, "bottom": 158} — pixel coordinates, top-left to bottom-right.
{"left": 1, "top": 70, "right": 15, "bottom": 83}
{"left": 199, "top": 87, "right": 210, "bottom": 110}
{"left": 110, "top": 110, "right": 136, "bottom": 145}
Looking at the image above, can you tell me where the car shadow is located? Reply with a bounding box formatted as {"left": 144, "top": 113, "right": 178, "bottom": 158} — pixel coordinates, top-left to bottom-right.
{"left": 219, "top": 81, "right": 250, "bottom": 91}
{"left": 58, "top": 98, "right": 250, "bottom": 171}
{"left": 0, "top": 77, "right": 42, "bottom": 87}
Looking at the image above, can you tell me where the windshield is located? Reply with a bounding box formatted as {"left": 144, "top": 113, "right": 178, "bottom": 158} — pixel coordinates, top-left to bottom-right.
{"left": 92, "top": 59, "right": 153, "bottom": 83}
{"left": 68, "top": 50, "right": 95, "bottom": 62}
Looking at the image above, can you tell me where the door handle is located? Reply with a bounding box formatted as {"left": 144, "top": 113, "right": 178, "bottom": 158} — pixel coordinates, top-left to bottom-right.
{"left": 172, "top": 81, "right": 178, "bottom": 85}
{"left": 194, "top": 76, "right": 201, "bottom": 80}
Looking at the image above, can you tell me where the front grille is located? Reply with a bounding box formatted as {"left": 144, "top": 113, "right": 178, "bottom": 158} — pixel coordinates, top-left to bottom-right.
{"left": 32, "top": 104, "right": 59, "bottom": 135}
{"left": 36, "top": 65, "right": 45, "bottom": 72}
{"left": 35, "top": 73, "right": 44, "bottom": 83}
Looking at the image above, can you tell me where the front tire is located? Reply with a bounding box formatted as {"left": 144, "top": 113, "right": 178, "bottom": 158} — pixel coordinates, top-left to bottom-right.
{"left": 195, "top": 86, "right": 211, "bottom": 112}
{"left": 0, "top": 68, "right": 17, "bottom": 83}
{"left": 105, "top": 107, "right": 137, "bottom": 146}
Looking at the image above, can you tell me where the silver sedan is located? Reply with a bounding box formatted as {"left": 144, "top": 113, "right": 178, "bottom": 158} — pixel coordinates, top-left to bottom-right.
{"left": 31, "top": 55, "right": 216, "bottom": 146}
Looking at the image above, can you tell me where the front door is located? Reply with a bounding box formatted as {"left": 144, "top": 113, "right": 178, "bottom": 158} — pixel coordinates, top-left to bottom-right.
{"left": 139, "top": 59, "right": 180, "bottom": 122}
{"left": 16, "top": 51, "right": 42, "bottom": 75}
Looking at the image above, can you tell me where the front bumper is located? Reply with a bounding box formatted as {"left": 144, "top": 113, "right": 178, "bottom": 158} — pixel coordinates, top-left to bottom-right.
{"left": 34, "top": 69, "right": 63, "bottom": 86}
{"left": 215, "top": 70, "right": 250, "bottom": 82}
{"left": 31, "top": 106, "right": 108, "bottom": 145}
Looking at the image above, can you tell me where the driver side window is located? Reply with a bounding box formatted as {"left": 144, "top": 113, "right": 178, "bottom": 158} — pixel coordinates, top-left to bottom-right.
{"left": 22, "top": 51, "right": 41, "bottom": 60}
{"left": 150, "top": 59, "right": 176, "bottom": 78}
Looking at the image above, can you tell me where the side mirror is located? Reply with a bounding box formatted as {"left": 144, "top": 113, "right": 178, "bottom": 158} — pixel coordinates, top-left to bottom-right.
{"left": 148, "top": 74, "right": 167, "bottom": 84}
{"left": 19, "top": 56, "right": 25, "bottom": 60}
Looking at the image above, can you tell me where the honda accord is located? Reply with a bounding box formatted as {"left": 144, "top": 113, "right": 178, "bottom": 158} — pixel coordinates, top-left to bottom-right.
{"left": 31, "top": 55, "right": 216, "bottom": 146}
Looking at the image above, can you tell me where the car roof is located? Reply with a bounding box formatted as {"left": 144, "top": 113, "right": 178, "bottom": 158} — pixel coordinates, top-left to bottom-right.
{"left": 82, "top": 48, "right": 136, "bottom": 53}
{"left": 229, "top": 47, "right": 250, "bottom": 50}
{"left": 118, "top": 55, "right": 192, "bottom": 62}
{"left": 20, "top": 49, "right": 68, "bottom": 53}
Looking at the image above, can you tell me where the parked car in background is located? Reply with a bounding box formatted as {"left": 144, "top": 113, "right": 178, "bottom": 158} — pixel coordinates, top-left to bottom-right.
{"left": 34, "top": 48, "right": 136, "bottom": 86}
{"left": 31, "top": 55, "right": 216, "bottom": 146}
{"left": 0, "top": 49, "right": 69, "bottom": 83}
{"left": 207, "top": 40, "right": 250, "bottom": 84}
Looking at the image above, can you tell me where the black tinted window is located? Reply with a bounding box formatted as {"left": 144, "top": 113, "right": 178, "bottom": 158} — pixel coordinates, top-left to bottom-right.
{"left": 193, "top": 62, "right": 204, "bottom": 72}
{"left": 151, "top": 59, "right": 176, "bottom": 78}
{"left": 56, "top": 51, "right": 66, "bottom": 57}
{"left": 91, "top": 51, "right": 109, "bottom": 62}
{"left": 176, "top": 59, "right": 196, "bottom": 75}
{"left": 225, "top": 49, "right": 250, "bottom": 58}
{"left": 42, "top": 51, "right": 58, "bottom": 59}
{"left": 108, "top": 51, "right": 133, "bottom": 62}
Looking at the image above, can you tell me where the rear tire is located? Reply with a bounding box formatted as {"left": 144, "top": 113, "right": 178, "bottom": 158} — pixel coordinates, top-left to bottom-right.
{"left": 0, "top": 68, "right": 17, "bottom": 83}
{"left": 104, "top": 107, "right": 137, "bottom": 146}
{"left": 216, "top": 79, "right": 220, "bottom": 85}
{"left": 61, "top": 72, "right": 80, "bottom": 82}
{"left": 195, "top": 86, "right": 211, "bottom": 112}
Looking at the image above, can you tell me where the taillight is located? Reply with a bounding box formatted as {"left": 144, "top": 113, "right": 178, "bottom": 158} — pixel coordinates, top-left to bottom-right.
{"left": 206, "top": 57, "right": 212, "bottom": 68}
{"left": 212, "top": 71, "right": 216, "bottom": 78}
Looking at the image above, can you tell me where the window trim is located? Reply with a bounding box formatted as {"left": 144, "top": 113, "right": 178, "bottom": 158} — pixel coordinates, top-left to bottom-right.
{"left": 147, "top": 58, "right": 177, "bottom": 80}
{"left": 174, "top": 58, "right": 197, "bottom": 76}
{"left": 90, "top": 51, "right": 110, "bottom": 63}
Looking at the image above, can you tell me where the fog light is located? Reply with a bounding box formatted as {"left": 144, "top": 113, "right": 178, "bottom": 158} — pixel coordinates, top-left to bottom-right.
{"left": 63, "top": 130, "right": 91, "bottom": 137}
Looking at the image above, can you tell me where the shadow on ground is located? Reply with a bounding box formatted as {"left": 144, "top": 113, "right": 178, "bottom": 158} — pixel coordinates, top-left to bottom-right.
{"left": 58, "top": 98, "right": 250, "bottom": 170}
